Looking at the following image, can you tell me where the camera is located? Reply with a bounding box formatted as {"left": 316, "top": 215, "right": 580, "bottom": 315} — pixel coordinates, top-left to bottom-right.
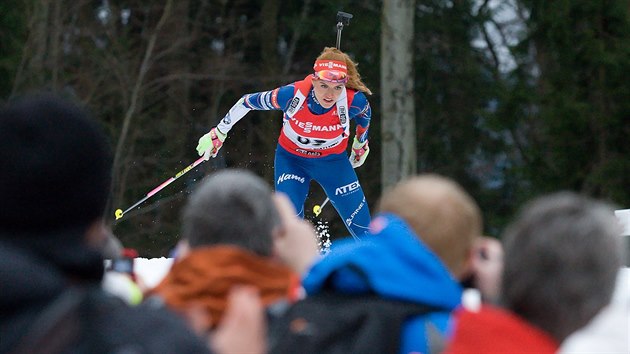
{"left": 106, "top": 248, "right": 138, "bottom": 279}
{"left": 110, "top": 257, "right": 134, "bottom": 274}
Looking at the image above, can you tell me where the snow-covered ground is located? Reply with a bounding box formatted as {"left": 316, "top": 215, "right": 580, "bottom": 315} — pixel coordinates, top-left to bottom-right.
{"left": 616, "top": 209, "right": 630, "bottom": 236}
{"left": 134, "top": 257, "right": 174, "bottom": 289}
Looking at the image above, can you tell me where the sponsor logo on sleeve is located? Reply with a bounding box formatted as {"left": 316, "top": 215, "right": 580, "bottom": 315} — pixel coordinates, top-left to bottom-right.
{"left": 286, "top": 97, "right": 300, "bottom": 115}
{"left": 338, "top": 106, "right": 347, "bottom": 125}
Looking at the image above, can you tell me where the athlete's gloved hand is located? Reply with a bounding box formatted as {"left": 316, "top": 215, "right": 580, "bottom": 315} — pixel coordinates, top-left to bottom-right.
{"left": 349, "top": 137, "right": 369, "bottom": 168}
{"left": 196, "top": 127, "right": 227, "bottom": 160}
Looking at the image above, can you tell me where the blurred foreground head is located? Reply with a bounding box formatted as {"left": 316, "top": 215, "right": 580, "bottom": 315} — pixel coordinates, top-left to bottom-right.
{"left": 377, "top": 174, "right": 482, "bottom": 279}
{"left": 182, "top": 169, "right": 281, "bottom": 256}
{"left": 501, "top": 192, "right": 624, "bottom": 342}
{"left": 0, "top": 93, "right": 112, "bottom": 278}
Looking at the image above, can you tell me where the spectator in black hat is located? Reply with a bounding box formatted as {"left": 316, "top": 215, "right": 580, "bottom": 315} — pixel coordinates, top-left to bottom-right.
{"left": 0, "top": 93, "right": 264, "bottom": 353}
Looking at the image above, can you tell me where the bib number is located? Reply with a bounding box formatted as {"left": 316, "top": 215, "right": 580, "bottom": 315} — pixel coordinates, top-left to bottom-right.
{"left": 297, "top": 136, "right": 327, "bottom": 147}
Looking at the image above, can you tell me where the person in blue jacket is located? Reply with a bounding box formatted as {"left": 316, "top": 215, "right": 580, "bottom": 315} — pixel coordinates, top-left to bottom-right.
{"left": 196, "top": 47, "right": 373, "bottom": 239}
{"left": 275, "top": 174, "right": 483, "bottom": 353}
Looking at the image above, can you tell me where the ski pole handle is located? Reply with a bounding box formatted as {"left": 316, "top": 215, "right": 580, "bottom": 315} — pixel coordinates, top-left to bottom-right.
{"left": 313, "top": 198, "right": 330, "bottom": 217}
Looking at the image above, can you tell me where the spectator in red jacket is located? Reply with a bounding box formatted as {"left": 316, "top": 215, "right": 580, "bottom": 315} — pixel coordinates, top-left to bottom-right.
{"left": 445, "top": 192, "right": 623, "bottom": 353}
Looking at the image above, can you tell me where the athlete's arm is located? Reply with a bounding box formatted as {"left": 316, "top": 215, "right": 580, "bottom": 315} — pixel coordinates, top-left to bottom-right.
{"left": 349, "top": 92, "right": 371, "bottom": 143}
{"left": 217, "top": 85, "right": 295, "bottom": 134}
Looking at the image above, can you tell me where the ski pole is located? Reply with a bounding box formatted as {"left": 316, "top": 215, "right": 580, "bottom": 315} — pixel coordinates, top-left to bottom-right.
{"left": 313, "top": 197, "right": 330, "bottom": 217}
{"left": 335, "top": 11, "right": 353, "bottom": 50}
{"left": 114, "top": 156, "right": 206, "bottom": 220}
{"left": 313, "top": 12, "right": 353, "bottom": 218}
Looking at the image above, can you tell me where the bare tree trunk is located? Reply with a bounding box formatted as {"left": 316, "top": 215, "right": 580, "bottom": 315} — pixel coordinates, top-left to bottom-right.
{"left": 257, "top": 0, "right": 281, "bottom": 181}
{"left": 282, "top": 0, "right": 311, "bottom": 75}
{"left": 261, "top": 0, "right": 279, "bottom": 73}
{"left": 111, "top": 0, "right": 174, "bottom": 204}
{"left": 49, "top": 0, "right": 62, "bottom": 90}
{"left": 30, "top": 0, "right": 50, "bottom": 81}
{"left": 11, "top": 0, "right": 50, "bottom": 94}
{"left": 381, "top": 0, "right": 416, "bottom": 189}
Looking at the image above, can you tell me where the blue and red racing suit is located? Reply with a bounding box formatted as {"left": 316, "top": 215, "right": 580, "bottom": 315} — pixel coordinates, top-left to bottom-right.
{"left": 216, "top": 75, "right": 371, "bottom": 239}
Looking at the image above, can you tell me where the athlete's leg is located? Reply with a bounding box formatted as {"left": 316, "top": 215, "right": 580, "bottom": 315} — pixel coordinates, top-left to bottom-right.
{"left": 274, "top": 146, "right": 311, "bottom": 218}
{"left": 310, "top": 154, "right": 371, "bottom": 239}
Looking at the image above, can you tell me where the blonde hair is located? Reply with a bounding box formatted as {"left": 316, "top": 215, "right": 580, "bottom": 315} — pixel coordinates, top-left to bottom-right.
{"left": 316, "top": 47, "right": 372, "bottom": 95}
{"left": 377, "top": 175, "right": 482, "bottom": 279}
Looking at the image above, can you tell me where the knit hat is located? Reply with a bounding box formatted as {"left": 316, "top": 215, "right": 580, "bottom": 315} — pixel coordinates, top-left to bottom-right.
{"left": 0, "top": 93, "right": 112, "bottom": 233}
{"left": 0, "top": 93, "right": 112, "bottom": 281}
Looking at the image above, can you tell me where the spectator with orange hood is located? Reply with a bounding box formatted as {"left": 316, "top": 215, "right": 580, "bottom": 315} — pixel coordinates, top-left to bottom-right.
{"left": 146, "top": 169, "right": 299, "bottom": 333}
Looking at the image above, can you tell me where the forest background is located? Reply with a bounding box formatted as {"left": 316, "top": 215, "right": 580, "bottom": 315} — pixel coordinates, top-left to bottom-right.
{"left": 1, "top": 0, "right": 628, "bottom": 257}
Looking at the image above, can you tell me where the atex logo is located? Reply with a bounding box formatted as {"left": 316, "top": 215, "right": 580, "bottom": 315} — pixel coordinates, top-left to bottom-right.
{"left": 335, "top": 180, "right": 360, "bottom": 195}
{"left": 277, "top": 173, "right": 305, "bottom": 184}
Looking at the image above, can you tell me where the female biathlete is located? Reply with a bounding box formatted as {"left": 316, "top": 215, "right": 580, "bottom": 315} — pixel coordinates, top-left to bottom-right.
{"left": 196, "top": 47, "right": 372, "bottom": 239}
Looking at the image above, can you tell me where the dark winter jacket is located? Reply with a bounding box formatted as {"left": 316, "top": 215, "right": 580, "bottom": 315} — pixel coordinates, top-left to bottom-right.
{"left": 0, "top": 240, "right": 210, "bottom": 353}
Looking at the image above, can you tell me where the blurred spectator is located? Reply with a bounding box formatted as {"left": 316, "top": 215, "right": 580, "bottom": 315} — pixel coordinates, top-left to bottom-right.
{"left": 559, "top": 267, "right": 629, "bottom": 353}
{"left": 271, "top": 193, "right": 320, "bottom": 276}
{"left": 271, "top": 174, "right": 482, "bottom": 354}
{"left": 459, "top": 236, "right": 504, "bottom": 306}
{"left": 102, "top": 229, "right": 124, "bottom": 260}
{"left": 145, "top": 169, "right": 298, "bottom": 335}
{"left": 0, "top": 93, "right": 209, "bottom": 353}
{"left": 211, "top": 286, "right": 267, "bottom": 354}
{"left": 103, "top": 248, "right": 144, "bottom": 305}
{"left": 445, "top": 192, "right": 624, "bottom": 353}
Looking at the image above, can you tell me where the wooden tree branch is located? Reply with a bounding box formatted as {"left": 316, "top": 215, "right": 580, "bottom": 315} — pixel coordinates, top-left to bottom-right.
{"left": 282, "top": 0, "right": 311, "bottom": 75}
{"left": 111, "top": 0, "right": 174, "bottom": 204}
{"left": 479, "top": 21, "right": 501, "bottom": 79}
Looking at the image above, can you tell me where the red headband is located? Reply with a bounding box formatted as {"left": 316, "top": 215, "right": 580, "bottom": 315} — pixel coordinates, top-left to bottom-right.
{"left": 313, "top": 60, "right": 348, "bottom": 74}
